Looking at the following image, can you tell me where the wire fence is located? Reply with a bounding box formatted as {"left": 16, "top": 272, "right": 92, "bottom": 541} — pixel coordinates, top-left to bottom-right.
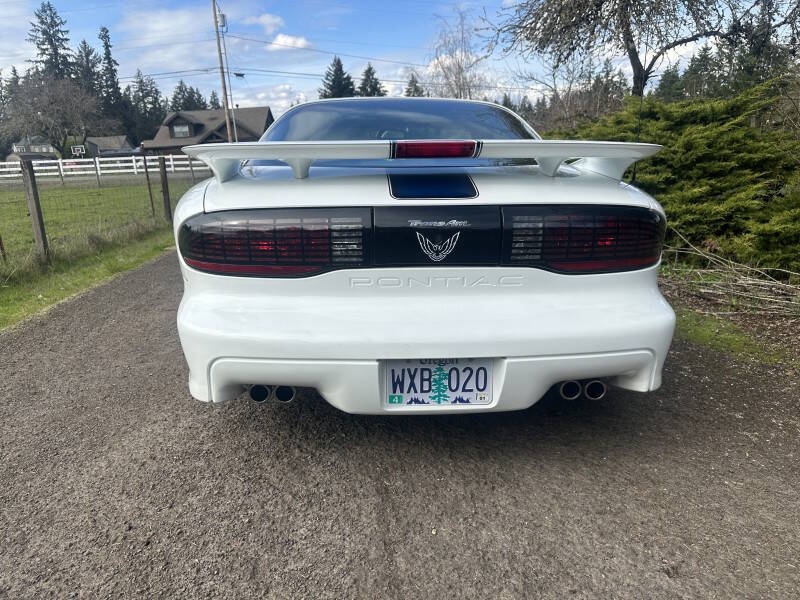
{"left": 0, "top": 156, "right": 205, "bottom": 279}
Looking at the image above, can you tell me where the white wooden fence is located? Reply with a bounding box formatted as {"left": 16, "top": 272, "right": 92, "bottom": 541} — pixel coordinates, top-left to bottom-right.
{"left": 0, "top": 154, "right": 210, "bottom": 182}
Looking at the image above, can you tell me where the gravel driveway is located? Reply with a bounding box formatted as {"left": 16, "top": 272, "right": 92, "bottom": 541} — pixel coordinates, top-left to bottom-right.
{"left": 1, "top": 252, "right": 798, "bottom": 598}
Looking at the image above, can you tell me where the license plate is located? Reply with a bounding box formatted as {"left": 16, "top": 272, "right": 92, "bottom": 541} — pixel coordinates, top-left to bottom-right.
{"left": 384, "top": 358, "right": 493, "bottom": 407}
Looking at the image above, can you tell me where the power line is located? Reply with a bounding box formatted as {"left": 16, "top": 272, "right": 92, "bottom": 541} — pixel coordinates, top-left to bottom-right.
{"left": 118, "top": 64, "right": 541, "bottom": 95}
{"left": 226, "top": 33, "right": 428, "bottom": 68}
{"left": 114, "top": 38, "right": 216, "bottom": 52}
{"left": 119, "top": 68, "right": 216, "bottom": 80}
{"left": 232, "top": 67, "right": 542, "bottom": 93}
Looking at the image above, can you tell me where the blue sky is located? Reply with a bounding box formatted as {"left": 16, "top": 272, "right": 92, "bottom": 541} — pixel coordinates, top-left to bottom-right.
{"left": 1, "top": 0, "right": 703, "bottom": 115}
{"left": 0, "top": 0, "right": 526, "bottom": 114}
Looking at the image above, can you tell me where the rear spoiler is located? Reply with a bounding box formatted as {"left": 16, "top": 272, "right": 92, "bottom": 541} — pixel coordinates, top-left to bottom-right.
{"left": 182, "top": 139, "right": 661, "bottom": 183}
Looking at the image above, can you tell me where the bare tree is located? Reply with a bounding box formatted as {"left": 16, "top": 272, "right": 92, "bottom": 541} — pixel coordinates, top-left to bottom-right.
{"left": 491, "top": 0, "right": 800, "bottom": 96}
{"left": 428, "top": 9, "right": 490, "bottom": 99}
{"left": 517, "top": 54, "right": 589, "bottom": 130}
{"left": 2, "top": 75, "right": 111, "bottom": 156}
{"left": 516, "top": 55, "right": 629, "bottom": 131}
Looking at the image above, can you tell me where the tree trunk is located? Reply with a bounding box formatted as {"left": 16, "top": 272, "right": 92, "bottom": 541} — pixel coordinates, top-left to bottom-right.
{"left": 632, "top": 68, "right": 646, "bottom": 96}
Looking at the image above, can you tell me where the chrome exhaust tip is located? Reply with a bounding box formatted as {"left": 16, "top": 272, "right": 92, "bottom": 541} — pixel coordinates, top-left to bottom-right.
{"left": 274, "top": 386, "right": 296, "bottom": 403}
{"left": 584, "top": 380, "right": 607, "bottom": 401}
{"left": 249, "top": 384, "right": 271, "bottom": 403}
{"left": 558, "top": 380, "right": 582, "bottom": 401}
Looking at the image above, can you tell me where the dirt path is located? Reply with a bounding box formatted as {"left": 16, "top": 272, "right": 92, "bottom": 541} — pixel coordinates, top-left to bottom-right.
{"left": 1, "top": 252, "right": 798, "bottom": 598}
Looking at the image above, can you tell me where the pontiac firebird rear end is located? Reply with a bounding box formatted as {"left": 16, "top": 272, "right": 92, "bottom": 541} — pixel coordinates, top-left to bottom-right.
{"left": 174, "top": 98, "right": 675, "bottom": 414}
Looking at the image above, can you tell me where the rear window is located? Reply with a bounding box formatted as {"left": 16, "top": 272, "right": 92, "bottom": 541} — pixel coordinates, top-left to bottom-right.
{"left": 262, "top": 99, "right": 539, "bottom": 142}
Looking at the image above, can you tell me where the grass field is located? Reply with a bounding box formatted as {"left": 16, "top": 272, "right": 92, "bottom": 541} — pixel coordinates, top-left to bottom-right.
{"left": 0, "top": 227, "right": 176, "bottom": 329}
{"left": 0, "top": 174, "right": 197, "bottom": 329}
{"left": 0, "top": 177, "right": 195, "bottom": 279}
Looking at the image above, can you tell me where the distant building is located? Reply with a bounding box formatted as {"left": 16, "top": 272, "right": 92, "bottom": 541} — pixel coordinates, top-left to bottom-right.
{"left": 141, "top": 107, "right": 274, "bottom": 154}
{"left": 6, "top": 136, "right": 58, "bottom": 161}
{"left": 85, "top": 135, "right": 138, "bottom": 158}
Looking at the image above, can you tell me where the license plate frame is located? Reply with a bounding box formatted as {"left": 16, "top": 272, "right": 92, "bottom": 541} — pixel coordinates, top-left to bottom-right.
{"left": 384, "top": 358, "right": 493, "bottom": 407}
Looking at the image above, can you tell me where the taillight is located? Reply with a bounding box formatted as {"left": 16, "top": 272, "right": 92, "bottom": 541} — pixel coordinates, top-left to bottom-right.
{"left": 502, "top": 205, "right": 665, "bottom": 273}
{"left": 393, "top": 140, "right": 477, "bottom": 158}
{"left": 178, "top": 205, "right": 664, "bottom": 277}
{"left": 178, "top": 208, "right": 371, "bottom": 277}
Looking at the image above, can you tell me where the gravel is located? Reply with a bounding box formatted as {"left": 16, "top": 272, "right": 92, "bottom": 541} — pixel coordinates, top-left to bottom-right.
{"left": 1, "top": 252, "right": 798, "bottom": 598}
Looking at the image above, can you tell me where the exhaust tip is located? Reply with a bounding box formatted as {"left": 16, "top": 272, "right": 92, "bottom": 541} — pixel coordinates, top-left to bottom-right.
{"left": 558, "top": 380, "right": 582, "bottom": 401}
{"left": 274, "top": 386, "right": 296, "bottom": 403}
{"left": 584, "top": 380, "right": 607, "bottom": 401}
{"left": 249, "top": 385, "right": 271, "bottom": 403}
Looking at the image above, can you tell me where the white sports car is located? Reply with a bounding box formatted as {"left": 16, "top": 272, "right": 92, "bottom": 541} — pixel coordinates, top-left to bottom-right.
{"left": 175, "top": 97, "right": 674, "bottom": 413}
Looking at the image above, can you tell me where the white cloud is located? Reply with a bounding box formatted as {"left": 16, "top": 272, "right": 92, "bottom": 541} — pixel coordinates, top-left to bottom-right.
{"left": 117, "top": 6, "right": 217, "bottom": 73}
{"left": 266, "top": 34, "right": 312, "bottom": 52}
{"left": 0, "top": 3, "right": 36, "bottom": 73}
{"left": 242, "top": 13, "right": 285, "bottom": 35}
{"left": 235, "top": 82, "right": 307, "bottom": 115}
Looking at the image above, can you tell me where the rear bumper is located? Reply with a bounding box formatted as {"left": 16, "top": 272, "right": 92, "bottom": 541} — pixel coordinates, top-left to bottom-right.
{"left": 176, "top": 264, "right": 675, "bottom": 414}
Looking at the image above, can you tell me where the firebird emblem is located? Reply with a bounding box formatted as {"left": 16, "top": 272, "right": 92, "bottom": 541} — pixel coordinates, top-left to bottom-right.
{"left": 416, "top": 232, "right": 460, "bottom": 262}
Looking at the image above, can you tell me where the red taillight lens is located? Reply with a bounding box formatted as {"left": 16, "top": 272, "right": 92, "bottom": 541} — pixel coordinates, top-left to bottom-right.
{"left": 179, "top": 205, "right": 664, "bottom": 277}
{"left": 502, "top": 205, "right": 665, "bottom": 274}
{"left": 178, "top": 208, "right": 371, "bottom": 277}
{"left": 393, "top": 140, "right": 477, "bottom": 159}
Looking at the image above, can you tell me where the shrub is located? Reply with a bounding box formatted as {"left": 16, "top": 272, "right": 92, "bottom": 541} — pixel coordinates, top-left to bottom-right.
{"left": 558, "top": 82, "right": 800, "bottom": 271}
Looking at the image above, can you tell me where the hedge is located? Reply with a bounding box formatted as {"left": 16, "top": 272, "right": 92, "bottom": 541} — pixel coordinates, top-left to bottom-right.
{"left": 558, "top": 83, "right": 800, "bottom": 272}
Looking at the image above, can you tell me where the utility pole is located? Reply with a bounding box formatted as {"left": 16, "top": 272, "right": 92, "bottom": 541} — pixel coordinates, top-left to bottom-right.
{"left": 212, "top": 0, "right": 232, "bottom": 142}
{"left": 221, "top": 24, "right": 239, "bottom": 142}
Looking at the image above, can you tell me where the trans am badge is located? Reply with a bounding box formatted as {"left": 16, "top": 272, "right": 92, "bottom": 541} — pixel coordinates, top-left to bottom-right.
{"left": 416, "top": 231, "right": 460, "bottom": 262}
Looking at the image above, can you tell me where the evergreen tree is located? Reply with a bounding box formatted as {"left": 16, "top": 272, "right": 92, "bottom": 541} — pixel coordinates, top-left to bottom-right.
{"left": 6, "top": 67, "right": 21, "bottom": 101}
{"left": 98, "top": 26, "right": 123, "bottom": 116}
{"left": 0, "top": 72, "right": 9, "bottom": 157}
{"left": 127, "top": 69, "right": 166, "bottom": 144}
{"left": 517, "top": 95, "right": 534, "bottom": 123}
{"left": 318, "top": 56, "right": 355, "bottom": 98}
{"left": 404, "top": 73, "right": 425, "bottom": 97}
{"left": 27, "top": 1, "right": 72, "bottom": 79}
{"left": 170, "top": 80, "right": 190, "bottom": 111}
{"left": 500, "top": 93, "right": 516, "bottom": 111}
{"left": 430, "top": 367, "right": 450, "bottom": 405}
{"left": 187, "top": 86, "right": 208, "bottom": 110}
{"left": 681, "top": 45, "right": 722, "bottom": 99}
{"left": 208, "top": 90, "right": 221, "bottom": 110}
{"left": 74, "top": 40, "right": 101, "bottom": 95}
{"left": 356, "top": 63, "right": 386, "bottom": 97}
{"left": 586, "top": 59, "right": 629, "bottom": 119}
{"left": 654, "top": 64, "right": 684, "bottom": 102}
{"left": 170, "top": 81, "right": 208, "bottom": 111}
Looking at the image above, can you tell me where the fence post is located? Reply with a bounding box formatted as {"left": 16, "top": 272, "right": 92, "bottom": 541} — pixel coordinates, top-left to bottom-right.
{"left": 132, "top": 155, "right": 138, "bottom": 175}
{"left": 143, "top": 155, "right": 156, "bottom": 216}
{"left": 94, "top": 157, "right": 102, "bottom": 188}
{"left": 57, "top": 158, "right": 65, "bottom": 185}
{"left": 188, "top": 157, "right": 196, "bottom": 183}
{"left": 158, "top": 156, "right": 172, "bottom": 222}
{"left": 169, "top": 154, "right": 175, "bottom": 173}
{"left": 21, "top": 160, "right": 49, "bottom": 261}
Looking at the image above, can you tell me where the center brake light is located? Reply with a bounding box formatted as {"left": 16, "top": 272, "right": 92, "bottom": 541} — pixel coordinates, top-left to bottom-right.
{"left": 392, "top": 140, "right": 478, "bottom": 159}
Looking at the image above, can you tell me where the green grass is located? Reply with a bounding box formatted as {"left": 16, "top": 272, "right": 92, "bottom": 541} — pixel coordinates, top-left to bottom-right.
{"left": 0, "top": 227, "right": 175, "bottom": 330}
{"left": 0, "top": 178, "right": 195, "bottom": 278}
{"left": 673, "top": 307, "right": 795, "bottom": 367}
